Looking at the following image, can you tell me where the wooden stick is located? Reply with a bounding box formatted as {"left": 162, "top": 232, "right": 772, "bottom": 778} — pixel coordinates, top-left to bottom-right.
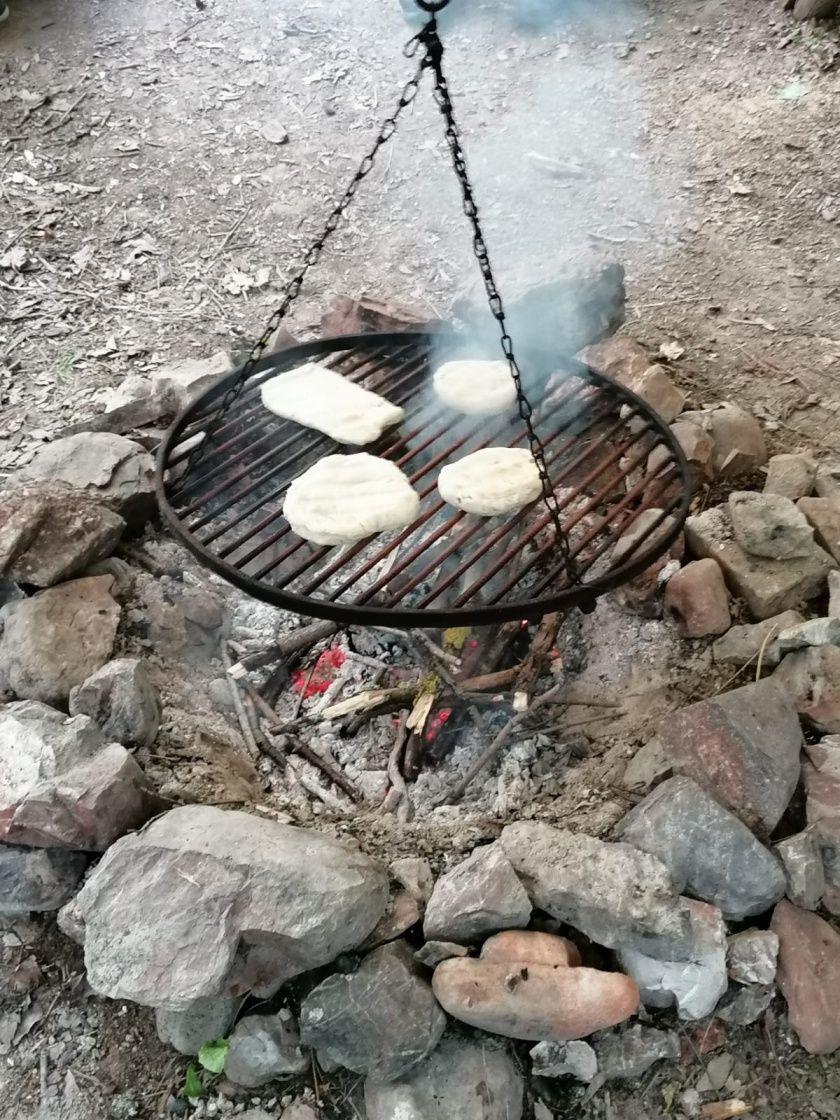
{"left": 457, "top": 667, "right": 518, "bottom": 692}
{"left": 221, "top": 643, "right": 260, "bottom": 759}
{"left": 513, "top": 612, "right": 561, "bottom": 712}
{"left": 230, "top": 621, "right": 339, "bottom": 676}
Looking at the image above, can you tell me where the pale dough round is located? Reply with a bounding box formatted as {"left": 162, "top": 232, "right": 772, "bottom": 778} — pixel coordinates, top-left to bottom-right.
{"left": 283, "top": 453, "right": 420, "bottom": 546}
{"left": 438, "top": 447, "right": 542, "bottom": 516}
{"left": 433, "top": 359, "right": 517, "bottom": 416}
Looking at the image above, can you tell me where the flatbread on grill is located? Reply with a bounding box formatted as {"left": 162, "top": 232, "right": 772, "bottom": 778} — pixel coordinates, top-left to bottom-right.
{"left": 261, "top": 362, "right": 404, "bottom": 445}
{"left": 283, "top": 453, "right": 420, "bottom": 546}
{"left": 433, "top": 359, "right": 517, "bottom": 416}
{"left": 438, "top": 447, "right": 542, "bottom": 516}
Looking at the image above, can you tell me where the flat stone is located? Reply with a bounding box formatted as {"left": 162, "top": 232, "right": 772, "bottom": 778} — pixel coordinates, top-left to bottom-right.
{"left": 500, "top": 822, "right": 693, "bottom": 959}
{"left": 715, "top": 982, "right": 775, "bottom": 1026}
{"left": 777, "top": 616, "right": 840, "bottom": 653}
{"left": 618, "top": 776, "right": 785, "bottom": 920}
{"left": 658, "top": 678, "right": 802, "bottom": 832}
{"left": 816, "top": 461, "right": 840, "bottom": 500}
{"left": 771, "top": 900, "right": 840, "bottom": 1054}
{"left": 0, "top": 699, "right": 165, "bottom": 851}
{"left": 685, "top": 505, "right": 834, "bottom": 620}
{"left": 775, "top": 831, "right": 825, "bottom": 910}
{"left": 155, "top": 995, "right": 241, "bottom": 1056}
{"left": 593, "top": 1024, "right": 680, "bottom": 1081}
{"left": 69, "top": 658, "right": 160, "bottom": 749}
{"left": 0, "top": 482, "right": 125, "bottom": 588}
{"left": 300, "top": 941, "right": 446, "bottom": 1082}
{"left": 622, "top": 736, "right": 672, "bottom": 790}
{"left": 432, "top": 957, "right": 639, "bottom": 1041}
{"left": 617, "top": 900, "right": 728, "bottom": 1021}
{"left": 423, "top": 843, "right": 531, "bottom": 943}
{"left": 774, "top": 647, "right": 840, "bottom": 733}
{"left": 680, "top": 404, "right": 767, "bottom": 479}
{"left": 664, "top": 559, "right": 731, "bottom": 637}
{"left": 361, "top": 891, "right": 421, "bottom": 949}
{"left": 830, "top": 570, "right": 840, "bottom": 617}
{"left": 712, "top": 611, "right": 804, "bottom": 668}
{"left": 414, "top": 941, "right": 469, "bottom": 968}
{"left": 727, "top": 929, "right": 779, "bottom": 986}
{"left": 628, "top": 364, "right": 686, "bottom": 422}
{"left": 69, "top": 804, "right": 388, "bottom": 1010}
{"left": 764, "top": 453, "right": 817, "bottom": 501}
{"left": 479, "top": 930, "right": 581, "bottom": 968}
{"left": 530, "top": 1040, "right": 597, "bottom": 1082}
{"left": 13, "top": 433, "right": 155, "bottom": 529}
{"left": 798, "top": 498, "right": 840, "bottom": 564}
{"left": 224, "top": 1010, "right": 308, "bottom": 1087}
{"left": 728, "top": 491, "right": 815, "bottom": 561}
{"left": 0, "top": 576, "right": 121, "bottom": 706}
{"left": 364, "top": 1036, "right": 524, "bottom": 1120}
{"left": 390, "top": 857, "right": 434, "bottom": 904}
{"left": 153, "top": 350, "right": 233, "bottom": 412}
{"left": 0, "top": 843, "right": 87, "bottom": 913}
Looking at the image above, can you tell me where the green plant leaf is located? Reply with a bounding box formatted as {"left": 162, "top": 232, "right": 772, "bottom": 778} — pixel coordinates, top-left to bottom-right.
{"left": 197, "top": 1038, "right": 229, "bottom": 1075}
{"left": 183, "top": 1064, "right": 203, "bottom": 1099}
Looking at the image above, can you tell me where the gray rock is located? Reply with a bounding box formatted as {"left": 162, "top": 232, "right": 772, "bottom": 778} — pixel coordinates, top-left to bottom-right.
{"left": 70, "top": 804, "right": 388, "bottom": 1010}
{"left": 778, "top": 616, "right": 840, "bottom": 653}
{"left": 423, "top": 844, "right": 531, "bottom": 943}
{"left": 622, "top": 736, "right": 671, "bottom": 790}
{"left": 153, "top": 351, "right": 233, "bottom": 412}
{"left": 155, "top": 996, "right": 241, "bottom": 1056}
{"left": 361, "top": 891, "right": 421, "bottom": 949}
{"left": 0, "top": 843, "right": 88, "bottom": 913}
{"left": 716, "top": 983, "right": 775, "bottom": 1025}
{"left": 300, "top": 941, "right": 446, "bottom": 1082}
{"left": 280, "top": 1105, "right": 318, "bottom": 1120}
{"left": 237, "top": 1111, "right": 273, "bottom": 1120}
{"left": 685, "top": 505, "right": 834, "bottom": 620}
{"left": 530, "top": 1039, "right": 598, "bottom": 1082}
{"left": 224, "top": 1010, "right": 308, "bottom": 1087}
{"left": 390, "top": 857, "right": 434, "bottom": 904}
{"left": 764, "top": 453, "right": 817, "bottom": 501}
{"left": 0, "top": 482, "right": 125, "bottom": 588}
{"left": 612, "top": 509, "right": 676, "bottom": 565}
{"left": 727, "top": 929, "right": 779, "bottom": 986}
{"left": 816, "top": 460, "right": 840, "bottom": 500}
{"left": 0, "top": 575, "right": 121, "bottom": 706}
{"left": 712, "top": 610, "right": 805, "bottom": 669}
{"left": 830, "top": 570, "right": 840, "bottom": 618}
{"left": 728, "top": 491, "right": 815, "bottom": 560}
{"left": 69, "top": 658, "right": 160, "bottom": 748}
{"left": 0, "top": 578, "right": 24, "bottom": 609}
{"left": 0, "top": 699, "right": 164, "bottom": 851}
{"left": 774, "top": 646, "right": 840, "bottom": 733}
{"left": 775, "top": 831, "right": 825, "bottom": 910}
{"left": 13, "top": 433, "right": 155, "bottom": 529}
{"left": 798, "top": 498, "right": 840, "bottom": 564}
{"left": 679, "top": 403, "right": 767, "bottom": 479}
{"left": 499, "top": 822, "right": 693, "bottom": 959}
{"left": 364, "top": 1035, "right": 523, "bottom": 1120}
{"left": 414, "top": 941, "right": 469, "bottom": 968}
{"left": 618, "top": 776, "right": 786, "bottom": 920}
{"left": 617, "top": 899, "right": 727, "bottom": 1020}
{"left": 593, "top": 1024, "right": 680, "bottom": 1081}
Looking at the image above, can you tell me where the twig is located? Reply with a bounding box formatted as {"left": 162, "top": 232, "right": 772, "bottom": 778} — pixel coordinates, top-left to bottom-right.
{"left": 230, "top": 621, "right": 339, "bottom": 676}
{"left": 755, "top": 623, "right": 781, "bottom": 682}
{"left": 513, "top": 612, "right": 560, "bottom": 712}
{"left": 444, "top": 683, "right": 566, "bottom": 804}
{"left": 380, "top": 711, "right": 411, "bottom": 822}
{"left": 210, "top": 206, "right": 253, "bottom": 263}
{"left": 221, "top": 643, "right": 260, "bottom": 759}
{"left": 43, "top": 91, "right": 87, "bottom": 134}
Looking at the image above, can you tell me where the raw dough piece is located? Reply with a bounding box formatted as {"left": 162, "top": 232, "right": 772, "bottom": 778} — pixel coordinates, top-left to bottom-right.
{"left": 433, "top": 359, "right": 517, "bottom": 416}
{"left": 284, "top": 453, "right": 420, "bottom": 545}
{"left": 438, "top": 447, "right": 542, "bottom": 516}
{"left": 261, "top": 362, "right": 404, "bottom": 445}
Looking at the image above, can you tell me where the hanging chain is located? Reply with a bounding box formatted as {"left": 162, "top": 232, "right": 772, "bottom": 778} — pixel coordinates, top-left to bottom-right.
{"left": 174, "top": 56, "right": 429, "bottom": 488}
{"left": 414, "top": 18, "right": 580, "bottom": 583}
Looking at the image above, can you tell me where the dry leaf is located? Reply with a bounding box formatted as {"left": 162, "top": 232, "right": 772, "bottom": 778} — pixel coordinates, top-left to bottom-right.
{"left": 659, "top": 339, "right": 686, "bottom": 361}
{"left": 700, "top": 1102, "right": 752, "bottom": 1120}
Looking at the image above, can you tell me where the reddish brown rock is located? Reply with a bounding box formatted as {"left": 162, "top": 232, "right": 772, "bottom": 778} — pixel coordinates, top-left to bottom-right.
{"left": 770, "top": 900, "right": 840, "bottom": 1054}
{"left": 802, "top": 737, "right": 840, "bottom": 872}
{"left": 361, "top": 892, "right": 421, "bottom": 949}
{"left": 649, "top": 420, "right": 715, "bottom": 490}
{"left": 659, "top": 678, "right": 803, "bottom": 831}
{"left": 664, "top": 559, "right": 731, "bottom": 638}
{"left": 321, "top": 294, "right": 442, "bottom": 336}
{"left": 680, "top": 404, "right": 767, "bottom": 479}
{"left": 579, "top": 336, "right": 649, "bottom": 385}
{"left": 774, "top": 647, "right": 840, "bottom": 733}
{"left": 764, "top": 453, "right": 817, "bottom": 501}
{"left": 627, "top": 365, "right": 686, "bottom": 423}
{"left": 432, "top": 957, "right": 639, "bottom": 1042}
{"left": 798, "top": 498, "right": 840, "bottom": 564}
{"left": 480, "top": 930, "right": 582, "bottom": 968}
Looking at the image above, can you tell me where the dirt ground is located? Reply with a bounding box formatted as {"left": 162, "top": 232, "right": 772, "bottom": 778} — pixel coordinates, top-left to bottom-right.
{"left": 2, "top": 0, "right": 840, "bottom": 1118}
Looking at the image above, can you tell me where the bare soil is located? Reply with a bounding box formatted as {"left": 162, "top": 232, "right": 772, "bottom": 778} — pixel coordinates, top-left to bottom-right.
{"left": 2, "top": 1, "right": 840, "bottom": 1118}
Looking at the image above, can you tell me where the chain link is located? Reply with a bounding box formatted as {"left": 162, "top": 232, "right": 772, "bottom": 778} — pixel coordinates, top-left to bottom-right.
{"left": 174, "top": 57, "right": 428, "bottom": 487}
{"left": 416, "top": 19, "right": 580, "bottom": 583}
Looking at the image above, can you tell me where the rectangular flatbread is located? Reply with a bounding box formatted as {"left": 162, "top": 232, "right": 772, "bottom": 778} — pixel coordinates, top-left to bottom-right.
{"left": 261, "top": 362, "right": 404, "bottom": 445}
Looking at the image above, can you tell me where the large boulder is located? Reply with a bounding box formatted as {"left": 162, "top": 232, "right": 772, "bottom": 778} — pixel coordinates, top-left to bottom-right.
{"left": 69, "top": 658, "right": 160, "bottom": 748}
{"left": 0, "top": 842, "right": 88, "bottom": 913}
{"left": 618, "top": 776, "right": 786, "bottom": 920}
{"left": 0, "top": 700, "right": 164, "bottom": 850}
{"left": 499, "top": 822, "right": 693, "bottom": 959}
{"left": 300, "top": 941, "right": 446, "bottom": 1082}
{"left": 422, "top": 843, "right": 531, "bottom": 943}
{"left": 13, "top": 433, "right": 155, "bottom": 529}
{"left": 66, "top": 805, "right": 388, "bottom": 1010}
{"left": 0, "top": 576, "right": 121, "bottom": 706}
{"left": 0, "top": 482, "right": 125, "bottom": 588}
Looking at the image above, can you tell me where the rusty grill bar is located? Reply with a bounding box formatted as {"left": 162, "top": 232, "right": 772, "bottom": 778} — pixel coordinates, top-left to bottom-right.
{"left": 156, "top": 332, "right": 691, "bottom": 627}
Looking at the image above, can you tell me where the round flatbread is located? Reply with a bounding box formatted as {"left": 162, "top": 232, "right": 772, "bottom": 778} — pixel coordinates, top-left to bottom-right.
{"left": 438, "top": 447, "right": 542, "bottom": 516}
{"left": 284, "top": 453, "right": 420, "bottom": 546}
{"left": 433, "top": 359, "right": 517, "bottom": 416}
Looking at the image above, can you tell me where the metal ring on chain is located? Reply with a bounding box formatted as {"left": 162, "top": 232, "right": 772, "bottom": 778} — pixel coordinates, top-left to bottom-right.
{"left": 415, "top": 0, "right": 450, "bottom": 11}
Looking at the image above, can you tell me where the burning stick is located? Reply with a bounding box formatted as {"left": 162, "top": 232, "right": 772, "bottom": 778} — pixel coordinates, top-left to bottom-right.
{"left": 512, "top": 612, "right": 561, "bottom": 712}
